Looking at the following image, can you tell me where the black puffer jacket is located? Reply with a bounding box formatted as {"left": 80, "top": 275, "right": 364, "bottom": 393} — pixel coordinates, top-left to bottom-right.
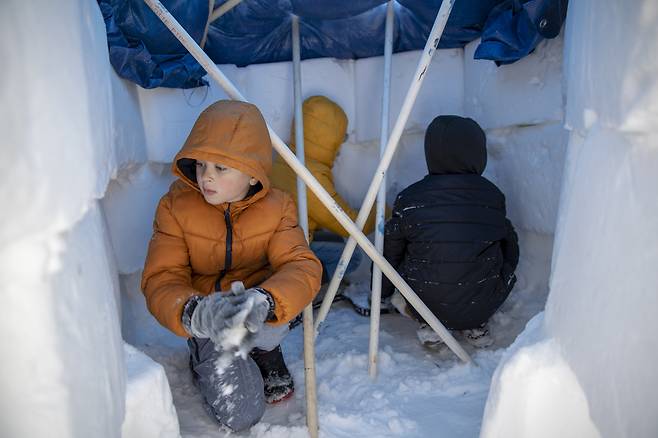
{"left": 382, "top": 116, "right": 519, "bottom": 330}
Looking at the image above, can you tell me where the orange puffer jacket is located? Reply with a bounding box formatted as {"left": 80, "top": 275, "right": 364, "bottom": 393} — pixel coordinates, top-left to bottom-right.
{"left": 141, "top": 100, "right": 322, "bottom": 337}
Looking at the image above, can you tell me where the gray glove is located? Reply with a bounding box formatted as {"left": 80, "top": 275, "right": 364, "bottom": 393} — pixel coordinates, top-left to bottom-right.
{"left": 184, "top": 282, "right": 272, "bottom": 347}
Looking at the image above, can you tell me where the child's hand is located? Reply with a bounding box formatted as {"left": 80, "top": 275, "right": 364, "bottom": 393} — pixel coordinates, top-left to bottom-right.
{"left": 188, "top": 282, "right": 271, "bottom": 346}
{"left": 223, "top": 282, "right": 271, "bottom": 335}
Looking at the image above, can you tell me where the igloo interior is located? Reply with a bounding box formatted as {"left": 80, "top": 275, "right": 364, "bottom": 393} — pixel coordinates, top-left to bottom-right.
{"left": 1, "top": 1, "right": 657, "bottom": 437}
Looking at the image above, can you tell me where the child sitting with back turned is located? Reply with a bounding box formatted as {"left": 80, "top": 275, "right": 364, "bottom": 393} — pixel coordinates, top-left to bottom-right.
{"left": 141, "top": 100, "right": 322, "bottom": 431}
{"left": 382, "top": 115, "right": 519, "bottom": 348}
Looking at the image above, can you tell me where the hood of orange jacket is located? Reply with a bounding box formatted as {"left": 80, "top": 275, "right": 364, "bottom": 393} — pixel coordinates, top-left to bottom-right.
{"left": 172, "top": 100, "right": 272, "bottom": 210}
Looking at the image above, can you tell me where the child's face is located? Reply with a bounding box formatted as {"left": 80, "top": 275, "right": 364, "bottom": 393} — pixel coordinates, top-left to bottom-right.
{"left": 195, "top": 160, "right": 257, "bottom": 205}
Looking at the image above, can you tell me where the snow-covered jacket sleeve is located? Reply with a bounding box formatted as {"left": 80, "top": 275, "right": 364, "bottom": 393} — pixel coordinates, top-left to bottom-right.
{"left": 260, "top": 193, "right": 323, "bottom": 324}
{"left": 141, "top": 193, "right": 199, "bottom": 337}
{"left": 381, "top": 198, "right": 407, "bottom": 298}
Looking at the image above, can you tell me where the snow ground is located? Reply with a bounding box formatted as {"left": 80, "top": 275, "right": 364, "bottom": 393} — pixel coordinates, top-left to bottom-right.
{"left": 135, "top": 231, "right": 550, "bottom": 438}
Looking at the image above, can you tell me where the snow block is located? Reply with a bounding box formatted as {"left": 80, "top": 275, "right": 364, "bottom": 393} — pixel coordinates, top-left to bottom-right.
{"left": 242, "top": 60, "right": 294, "bottom": 143}
{"left": 0, "top": 0, "right": 116, "bottom": 245}
{"left": 333, "top": 131, "right": 428, "bottom": 210}
{"left": 110, "top": 71, "right": 147, "bottom": 170}
{"left": 484, "top": 123, "right": 568, "bottom": 235}
{"left": 120, "top": 271, "right": 183, "bottom": 349}
{"left": 102, "top": 163, "right": 175, "bottom": 274}
{"left": 245, "top": 57, "right": 357, "bottom": 143}
{"left": 354, "top": 48, "right": 464, "bottom": 143}
{"left": 81, "top": 0, "right": 117, "bottom": 199}
{"left": 545, "top": 127, "right": 658, "bottom": 438}
{"left": 464, "top": 36, "right": 563, "bottom": 130}
{"left": 0, "top": 203, "right": 125, "bottom": 437}
{"left": 122, "top": 343, "right": 180, "bottom": 438}
{"left": 332, "top": 140, "right": 379, "bottom": 210}
{"left": 563, "top": 1, "right": 658, "bottom": 134}
{"left": 481, "top": 315, "right": 600, "bottom": 438}
{"left": 50, "top": 204, "right": 125, "bottom": 435}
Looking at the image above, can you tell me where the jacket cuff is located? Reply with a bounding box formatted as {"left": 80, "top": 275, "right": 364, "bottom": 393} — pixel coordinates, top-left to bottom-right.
{"left": 254, "top": 288, "right": 277, "bottom": 322}
{"left": 181, "top": 295, "right": 203, "bottom": 336}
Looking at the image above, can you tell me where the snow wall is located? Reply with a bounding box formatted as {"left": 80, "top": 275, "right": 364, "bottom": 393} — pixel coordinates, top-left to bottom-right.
{"left": 0, "top": 1, "right": 125, "bottom": 437}
{"left": 480, "top": 1, "right": 658, "bottom": 437}
{"left": 0, "top": 1, "right": 178, "bottom": 437}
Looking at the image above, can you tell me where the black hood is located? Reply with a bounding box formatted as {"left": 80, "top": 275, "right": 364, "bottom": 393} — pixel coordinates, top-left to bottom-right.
{"left": 424, "top": 115, "right": 487, "bottom": 175}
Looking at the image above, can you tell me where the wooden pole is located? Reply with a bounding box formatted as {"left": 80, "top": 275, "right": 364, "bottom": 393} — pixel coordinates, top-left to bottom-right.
{"left": 292, "top": 15, "right": 319, "bottom": 438}
{"left": 369, "top": 0, "right": 395, "bottom": 379}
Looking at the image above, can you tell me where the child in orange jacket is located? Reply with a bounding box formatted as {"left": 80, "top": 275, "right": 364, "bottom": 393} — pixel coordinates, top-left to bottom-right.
{"left": 142, "top": 100, "right": 322, "bottom": 431}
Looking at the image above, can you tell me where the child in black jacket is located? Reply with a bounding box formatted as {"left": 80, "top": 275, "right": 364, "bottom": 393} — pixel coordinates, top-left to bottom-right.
{"left": 382, "top": 115, "right": 519, "bottom": 347}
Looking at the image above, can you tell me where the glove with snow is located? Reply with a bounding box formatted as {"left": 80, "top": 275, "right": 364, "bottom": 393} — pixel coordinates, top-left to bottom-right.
{"left": 182, "top": 281, "right": 274, "bottom": 347}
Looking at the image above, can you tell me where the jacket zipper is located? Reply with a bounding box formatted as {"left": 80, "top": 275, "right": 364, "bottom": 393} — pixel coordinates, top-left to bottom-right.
{"left": 215, "top": 204, "right": 233, "bottom": 291}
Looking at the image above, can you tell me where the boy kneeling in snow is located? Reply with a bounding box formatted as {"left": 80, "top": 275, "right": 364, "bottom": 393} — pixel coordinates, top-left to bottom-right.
{"left": 141, "top": 101, "right": 322, "bottom": 431}
{"left": 382, "top": 115, "right": 519, "bottom": 348}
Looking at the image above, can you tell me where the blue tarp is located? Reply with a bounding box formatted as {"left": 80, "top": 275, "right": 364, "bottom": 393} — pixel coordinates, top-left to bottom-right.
{"left": 475, "top": 0, "right": 567, "bottom": 65}
{"left": 98, "top": 0, "right": 567, "bottom": 89}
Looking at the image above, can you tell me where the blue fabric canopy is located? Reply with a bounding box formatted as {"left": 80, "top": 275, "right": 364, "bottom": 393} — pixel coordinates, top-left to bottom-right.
{"left": 98, "top": 0, "right": 567, "bottom": 89}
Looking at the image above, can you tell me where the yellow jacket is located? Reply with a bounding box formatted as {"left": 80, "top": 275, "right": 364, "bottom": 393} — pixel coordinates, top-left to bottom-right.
{"left": 270, "top": 96, "right": 376, "bottom": 238}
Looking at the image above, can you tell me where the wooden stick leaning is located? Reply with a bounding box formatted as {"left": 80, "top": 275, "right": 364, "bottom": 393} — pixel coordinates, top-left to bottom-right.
{"left": 369, "top": 0, "right": 395, "bottom": 380}
{"left": 292, "top": 15, "right": 319, "bottom": 438}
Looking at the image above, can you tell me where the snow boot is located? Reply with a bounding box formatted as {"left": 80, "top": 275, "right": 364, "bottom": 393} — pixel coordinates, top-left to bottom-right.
{"left": 250, "top": 345, "right": 294, "bottom": 403}
{"left": 416, "top": 323, "right": 445, "bottom": 349}
{"left": 461, "top": 326, "right": 494, "bottom": 348}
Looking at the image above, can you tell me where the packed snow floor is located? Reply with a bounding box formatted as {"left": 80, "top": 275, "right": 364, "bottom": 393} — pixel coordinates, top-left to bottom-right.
{"left": 137, "top": 233, "right": 550, "bottom": 437}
